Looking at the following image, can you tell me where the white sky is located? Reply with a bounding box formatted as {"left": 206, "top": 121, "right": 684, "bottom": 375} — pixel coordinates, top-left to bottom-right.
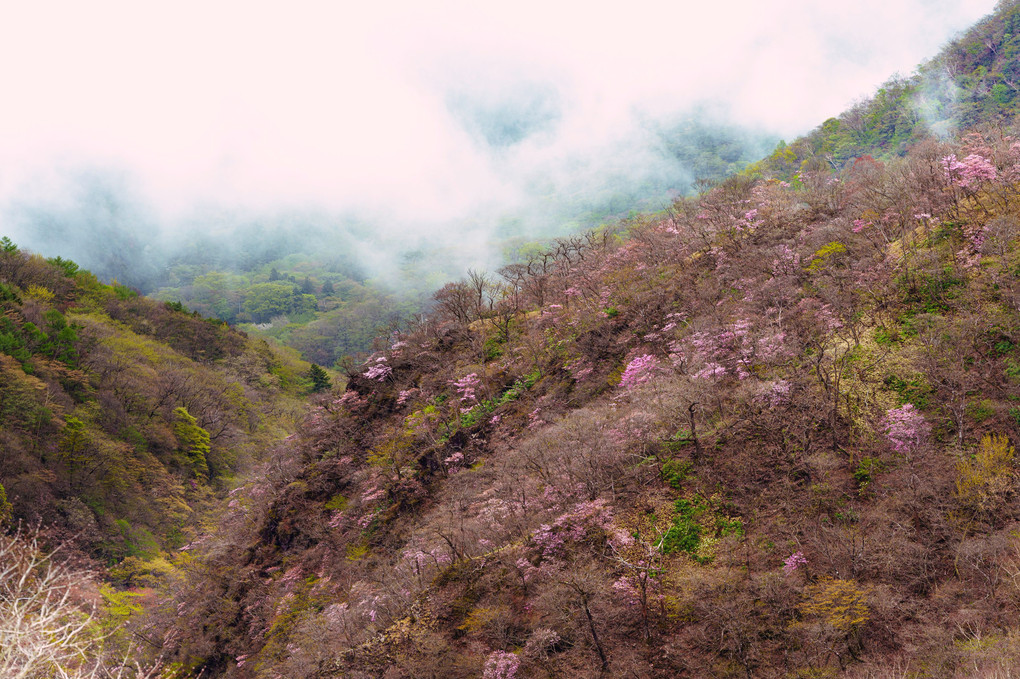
{"left": 0, "top": 0, "right": 1000, "bottom": 226}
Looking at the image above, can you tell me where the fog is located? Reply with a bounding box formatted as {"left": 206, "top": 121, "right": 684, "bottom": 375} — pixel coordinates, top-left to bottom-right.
{"left": 0, "top": 0, "right": 998, "bottom": 288}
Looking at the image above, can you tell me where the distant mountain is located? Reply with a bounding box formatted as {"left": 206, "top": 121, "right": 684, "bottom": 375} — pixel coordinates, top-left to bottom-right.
{"left": 753, "top": 0, "right": 1020, "bottom": 175}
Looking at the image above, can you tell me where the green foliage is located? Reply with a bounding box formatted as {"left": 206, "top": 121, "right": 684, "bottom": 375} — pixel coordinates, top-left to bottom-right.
{"left": 883, "top": 373, "right": 932, "bottom": 409}
{"left": 58, "top": 415, "right": 91, "bottom": 475}
{"left": 658, "top": 494, "right": 742, "bottom": 563}
{"left": 483, "top": 334, "right": 504, "bottom": 361}
{"left": 46, "top": 255, "right": 80, "bottom": 278}
{"left": 0, "top": 236, "right": 18, "bottom": 253}
{"left": 1006, "top": 358, "right": 1020, "bottom": 381}
{"left": 485, "top": 372, "right": 540, "bottom": 415}
{"left": 0, "top": 318, "right": 32, "bottom": 365}
{"left": 308, "top": 363, "right": 331, "bottom": 392}
{"left": 0, "top": 281, "right": 20, "bottom": 303}
{"left": 956, "top": 434, "right": 1015, "bottom": 516}
{"left": 873, "top": 326, "right": 901, "bottom": 346}
{"left": 173, "top": 407, "right": 211, "bottom": 480}
{"left": 324, "top": 493, "right": 348, "bottom": 511}
{"left": 112, "top": 282, "right": 138, "bottom": 300}
{"left": 459, "top": 406, "right": 485, "bottom": 428}
{"left": 992, "top": 82, "right": 1014, "bottom": 104}
{"left": 898, "top": 267, "right": 963, "bottom": 314}
{"left": 0, "top": 482, "right": 11, "bottom": 527}
{"left": 100, "top": 583, "right": 145, "bottom": 619}
{"left": 111, "top": 518, "right": 160, "bottom": 559}
{"left": 41, "top": 309, "right": 79, "bottom": 367}
{"left": 660, "top": 497, "right": 703, "bottom": 555}
{"left": 242, "top": 281, "right": 304, "bottom": 322}
{"left": 716, "top": 515, "right": 744, "bottom": 538}
{"left": 967, "top": 399, "right": 996, "bottom": 423}
{"left": 852, "top": 457, "right": 883, "bottom": 488}
{"left": 799, "top": 577, "right": 871, "bottom": 636}
{"left": 0, "top": 307, "right": 78, "bottom": 370}
{"left": 164, "top": 300, "right": 188, "bottom": 314}
{"left": 662, "top": 429, "right": 694, "bottom": 454}
{"left": 346, "top": 542, "right": 369, "bottom": 560}
{"left": 660, "top": 458, "right": 692, "bottom": 489}
{"left": 107, "top": 555, "right": 176, "bottom": 588}
{"left": 805, "top": 241, "right": 847, "bottom": 273}
{"left": 993, "top": 337, "right": 1015, "bottom": 356}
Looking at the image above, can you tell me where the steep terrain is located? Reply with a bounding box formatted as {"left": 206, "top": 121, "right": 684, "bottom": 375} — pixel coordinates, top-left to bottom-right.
{"left": 12, "top": 3, "right": 1020, "bottom": 678}
{"left": 153, "top": 129, "right": 1020, "bottom": 678}
{"left": 0, "top": 240, "right": 313, "bottom": 565}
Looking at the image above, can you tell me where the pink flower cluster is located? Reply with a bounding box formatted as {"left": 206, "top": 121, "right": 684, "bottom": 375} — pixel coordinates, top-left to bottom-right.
{"left": 783, "top": 551, "right": 807, "bottom": 576}
{"left": 443, "top": 451, "right": 465, "bottom": 472}
{"left": 942, "top": 153, "right": 997, "bottom": 188}
{"left": 880, "top": 404, "right": 930, "bottom": 454}
{"left": 755, "top": 380, "right": 791, "bottom": 407}
{"left": 566, "top": 357, "right": 594, "bottom": 382}
{"left": 363, "top": 356, "right": 392, "bottom": 381}
{"left": 771, "top": 244, "right": 801, "bottom": 275}
{"left": 482, "top": 651, "right": 520, "bottom": 679}
{"left": 532, "top": 499, "right": 613, "bottom": 559}
{"left": 612, "top": 575, "right": 642, "bottom": 606}
{"left": 402, "top": 546, "right": 452, "bottom": 573}
{"left": 619, "top": 354, "right": 659, "bottom": 390}
{"left": 450, "top": 373, "right": 481, "bottom": 404}
{"left": 336, "top": 390, "right": 366, "bottom": 410}
{"left": 689, "top": 319, "right": 789, "bottom": 380}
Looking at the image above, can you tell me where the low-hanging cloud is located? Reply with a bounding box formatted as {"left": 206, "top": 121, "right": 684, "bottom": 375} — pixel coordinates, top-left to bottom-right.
{"left": 0, "top": 0, "right": 998, "bottom": 286}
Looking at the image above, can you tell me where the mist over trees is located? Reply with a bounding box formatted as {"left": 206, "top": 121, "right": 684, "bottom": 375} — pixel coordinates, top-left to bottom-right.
{"left": 8, "top": 2, "right": 1020, "bottom": 678}
{"left": 4, "top": 110, "right": 777, "bottom": 365}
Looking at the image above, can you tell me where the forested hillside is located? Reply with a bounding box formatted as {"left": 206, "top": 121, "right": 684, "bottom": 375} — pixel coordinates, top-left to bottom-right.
{"left": 140, "top": 120, "right": 1020, "bottom": 676}
{"left": 11, "top": 2, "right": 1020, "bottom": 678}
{"left": 755, "top": 0, "right": 1020, "bottom": 175}
{"left": 0, "top": 238, "right": 314, "bottom": 564}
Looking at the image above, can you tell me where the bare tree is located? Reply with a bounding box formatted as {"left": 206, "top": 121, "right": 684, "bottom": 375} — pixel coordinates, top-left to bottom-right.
{"left": 0, "top": 529, "right": 162, "bottom": 678}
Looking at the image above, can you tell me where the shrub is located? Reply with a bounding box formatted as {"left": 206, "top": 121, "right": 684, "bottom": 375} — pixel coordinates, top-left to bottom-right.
{"left": 852, "top": 457, "right": 883, "bottom": 488}
{"left": 798, "top": 577, "right": 870, "bottom": 646}
{"left": 660, "top": 459, "right": 692, "bottom": 489}
{"left": 956, "top": 433, "right": 1015, "bottom": 514}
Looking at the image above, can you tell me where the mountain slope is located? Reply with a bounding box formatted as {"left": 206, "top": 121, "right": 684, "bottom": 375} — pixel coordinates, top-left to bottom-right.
{"left": 148, "top": 119, "right": 1020, "bottom": 676}
{"left": 0, "top": 239, "right": 310, "bottom": 564}
{"left": 753, "top": 0, "right": 1020, "bottom": 176}
{"left": 13, "top": 4, "right": 1020, "bottom": 678}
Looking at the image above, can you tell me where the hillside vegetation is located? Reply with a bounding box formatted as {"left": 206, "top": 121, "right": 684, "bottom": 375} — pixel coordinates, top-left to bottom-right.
{"left": 0, "top": 239, "right": 314, "bottom": 563}
{"left": 755, "top": 0, "right": 1020, "bottom": 174}
{"left": 144, "top": 125, "right": 1020, "bottom": 678}
{"left": 12, "top": 3, "right": 1020, "bottom": 678}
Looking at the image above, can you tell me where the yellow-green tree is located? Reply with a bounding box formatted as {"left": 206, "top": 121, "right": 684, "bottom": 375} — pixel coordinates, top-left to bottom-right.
{"left": 0, "top": 483, "right": 11, "bottom": 526}
{"left": 797, "top": 577, "right": 870, "bottom": 670}
{"left": 173, "top": 407, "right": 210, "bottom": 481}
{"left": 956, "top": 433, "right": 1015, "bottom": 523}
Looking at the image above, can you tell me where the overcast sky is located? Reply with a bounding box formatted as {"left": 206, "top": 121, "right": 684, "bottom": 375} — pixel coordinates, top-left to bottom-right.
{"left": 0, "top": 0, "right": 1000, "bottom": 235}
